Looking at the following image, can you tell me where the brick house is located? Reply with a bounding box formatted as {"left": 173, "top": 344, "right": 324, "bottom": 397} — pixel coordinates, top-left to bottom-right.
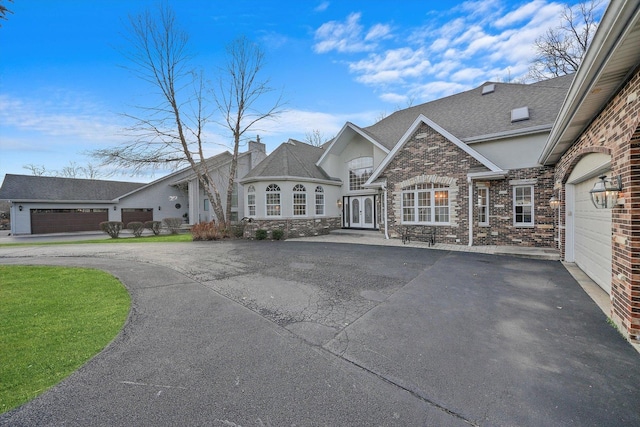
{"left": 242, "top": 75, "right": 573, "bottom": 247}
{"left": 539, "top": 0, "right": 640, "bottom": 342}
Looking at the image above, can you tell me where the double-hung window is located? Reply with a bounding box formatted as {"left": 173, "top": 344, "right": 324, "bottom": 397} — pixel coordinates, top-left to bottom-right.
{"left": 293, "top": 184, "right": 306, "bottom": 216}
{"left": 513, "top": 185, "right": 533, "bottom": 226}
{"left": 477, "top": 187, "right": 489, "bottom": 226}
{"left": 266, "top": 184, "right": 281, "bottom": 216}
{"left": 247, "top": 185, "right": 256, "bottom": 216}
{"left": 315, "top": 186, "right": 324, "bottom": 215}
{"left": 401, "top": 184, "right": 449, "bottom": 224}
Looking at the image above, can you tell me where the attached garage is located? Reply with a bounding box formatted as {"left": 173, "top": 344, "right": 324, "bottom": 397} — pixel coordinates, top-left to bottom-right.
{"left": 30, "top": 208, "right": 109, "bottom": 234}
{"left": 121, "top": 208, "right": 153, "bottom": 225}
{"left": 565, "top": 154, "right": 612, "bottom": 294}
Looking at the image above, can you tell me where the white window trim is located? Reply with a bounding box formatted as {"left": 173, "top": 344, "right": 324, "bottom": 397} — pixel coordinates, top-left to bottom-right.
{"left": 513, "top": 185, "right": 534, "bottom": 227}
{"left": 265, "top": 184, "right": 281, "bottom": 217}
{"left": 401, "top": 185, "right": 450, "bottom": 225}
{"left": 292, "top": 184, "right": 307, "bottom": 217}
{"left": 477, "top": 187, "right": 489, "bottom": 226}
{"left": 315, "top": 186, "right": 325, "bottom": 216}
{"left": 247, "top": 185, "right": 256, "bottom": 217}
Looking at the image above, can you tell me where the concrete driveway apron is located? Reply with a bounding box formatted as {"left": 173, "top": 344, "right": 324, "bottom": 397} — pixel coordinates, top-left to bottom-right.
{"left": 0, "top": 240, "right": 638, "bottom": 426}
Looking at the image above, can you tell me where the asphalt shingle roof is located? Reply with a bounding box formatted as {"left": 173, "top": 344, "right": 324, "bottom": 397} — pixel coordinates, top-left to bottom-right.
{"left": 364, "top": 74, "right": 574, "bottom": 149}
{"left": 242, "top": 140, "right": 334, "bottom": 181}
{"left": 0, "top": 174, "right": 146, "bottom": 201}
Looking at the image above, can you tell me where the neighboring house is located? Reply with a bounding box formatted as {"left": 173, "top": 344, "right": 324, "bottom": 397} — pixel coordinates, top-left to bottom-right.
{"left": 241, "top": 74, "right": 574, "bottom": 247}
{"left": 0, "top": 141, "right": 266, "bottom": 234}
{"left": 539, "top": 0, "right": 640, "bottom": 342}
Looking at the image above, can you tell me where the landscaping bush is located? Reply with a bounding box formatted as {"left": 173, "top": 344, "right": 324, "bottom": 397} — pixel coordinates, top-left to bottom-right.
{"left": 144, "top": 220, "right": 162, "bottom": 235}
{"left": 163, "top": 217, "right": 183, "bottom": 234}
{"left": 255, "top": 229, "right": 268, "bottom": 240}
{"left": 191, "top": 221, "right": 222, "bottom": 241}
{"left": 231, "top": 224, "right": 245, "bottom": 238}
{"left": 126, "top": 221, "right": 145, "bottom": 237}
{"left": 99, "top": 221, "right": 124, "bottom": 238}
{"left": 272, "top": 229, "right": 284, "bottom": 240}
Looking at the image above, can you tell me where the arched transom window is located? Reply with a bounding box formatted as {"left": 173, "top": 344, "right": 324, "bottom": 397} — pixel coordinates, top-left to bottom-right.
{"left": 348, "top": 157, "right": 373, "bottom": 191}
{"left": 266, "top": 184, "right": 281, "bottom": 216}
{"left": 247, "top": 185, "right": 256, "bottom": 216}
{"left": 315, "top": 186, "right": 324, "bottom": 215}
{"left": 293, "top": 184, "right": 306, "bottom": 216}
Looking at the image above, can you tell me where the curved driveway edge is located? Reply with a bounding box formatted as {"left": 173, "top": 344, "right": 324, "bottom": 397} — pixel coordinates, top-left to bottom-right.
{"left": 1, "top": 241, "right": 638, "bottom": 426}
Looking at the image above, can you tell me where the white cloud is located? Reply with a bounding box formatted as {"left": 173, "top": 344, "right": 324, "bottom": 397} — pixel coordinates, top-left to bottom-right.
{"left": 0, "top": 93, "right": 126, "bottom": 145}
{"left": 314, "top": 1, "right": 330, "bottom": 12}
{"left": 313, "top": 12, "right": 393, "bottom": 54}
{"left": 379, "top": 92, "right": 408, "bottom": 104}
{"left": 494, "top": 0, "right": 546, "bottom": 28}
{"left": 349, "top": 47, "right": 431, "bottom": 85}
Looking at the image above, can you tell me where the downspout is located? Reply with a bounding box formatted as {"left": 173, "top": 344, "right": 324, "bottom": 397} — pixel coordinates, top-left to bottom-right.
{"left": 468, "top": 177, "right": 473, "bottom": 247}
{"left": 381, "top": 181, "right": 389, "bottom": 239}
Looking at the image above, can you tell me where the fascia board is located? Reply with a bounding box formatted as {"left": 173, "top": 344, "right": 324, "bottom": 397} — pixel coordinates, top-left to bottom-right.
{"left": 366, "top": 114, "right": 502, "bottom": 185}
{"left": 315, "top": 122, "right": 389, "bottom": 167}
{"left": 238, "top": 176, "right": 342, "bottom": 186}
{"left": 9, "top": 199, "right": 116, "bottom": 204}
{"left": 539, "top": 0, "right": 640, "bottom": 165}
{"left": 464, "top": 124, "right": 551, "bottom": 144}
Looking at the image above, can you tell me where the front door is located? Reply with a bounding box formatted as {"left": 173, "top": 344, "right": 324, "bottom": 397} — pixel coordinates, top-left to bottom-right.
{"left": 346, "top": 195, "right": 375, "bottom": 229}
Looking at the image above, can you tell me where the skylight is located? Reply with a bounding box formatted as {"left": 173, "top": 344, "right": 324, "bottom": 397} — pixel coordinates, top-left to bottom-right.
{"left": 511, "top": 106, "right": 530, "bottom": 122}
{"left": 482, "top": 84, "right": 495, "bottom": 95}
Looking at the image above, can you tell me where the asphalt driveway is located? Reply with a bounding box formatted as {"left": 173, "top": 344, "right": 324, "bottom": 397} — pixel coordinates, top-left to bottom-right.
{"left": 1, "top": 240, "right": 638, "bottom": 426}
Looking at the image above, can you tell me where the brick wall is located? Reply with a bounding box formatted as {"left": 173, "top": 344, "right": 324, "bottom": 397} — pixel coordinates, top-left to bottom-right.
{"left": 243, "top": 217, "right": 341, "bottom": 239}
{"left": 379, "top": 122, "right": 556, "bottom": 247}
{"left": 555, "top": 68, "right": 640, "bottom": 341}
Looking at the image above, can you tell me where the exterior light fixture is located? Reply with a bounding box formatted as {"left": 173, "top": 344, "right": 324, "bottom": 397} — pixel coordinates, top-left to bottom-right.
{"left": 337, "top": 199, "right": 343, "bottom": 209}
{"left": 158, "top": 206, "right": 161, "bottom": 211}
{"left": 590, "top": 175, "right": 622, "bottom": 209}
{"left": 18, "top": 205, "right": 23, "bottom": 211}
{"left": 549, "top": 195, "right": 560, "bottom": 209}
{"left": 113, "top": 205, "right": 117, "bottom": 211}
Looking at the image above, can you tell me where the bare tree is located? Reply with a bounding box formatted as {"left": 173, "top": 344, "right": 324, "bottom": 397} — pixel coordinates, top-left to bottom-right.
{"left": 23, "top": 161, "right": 105, "bottom": 179}
{"left": 91, "top": 5, "right": 227, "bottom": 221}
{"left": 214, "top": 36, "right": 285, "bottom": 222}
{"left": 0, "top": 0, "right": 13, "bottom": 27}
{"left": 92, "top": 7, "right": 283, "bottom": 224}
{"left": 23, "top": 164, "right": 47, "bottom": 176}
{"left": 528, "top": 0, "right": 602, "bottom": 81}
{"left": 304, "top": 129, "right": 330, "bottom": 147}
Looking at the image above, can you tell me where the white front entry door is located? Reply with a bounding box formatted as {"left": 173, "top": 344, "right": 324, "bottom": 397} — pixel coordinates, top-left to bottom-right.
{"left": 349, "top": 196, "right": 375, "bottom": 229}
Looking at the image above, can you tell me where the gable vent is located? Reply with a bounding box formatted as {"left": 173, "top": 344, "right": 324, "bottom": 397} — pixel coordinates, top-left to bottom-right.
{"left": 482, "top": 84, "right": 495, "bottom": 95}
{"left": 511, "top": 106, "right": 530, "bottom": 122}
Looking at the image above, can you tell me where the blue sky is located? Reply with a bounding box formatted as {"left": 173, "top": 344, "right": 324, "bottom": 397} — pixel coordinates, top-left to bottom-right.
{"left": 0, "top": 0, "right": 606, "bottom": 182}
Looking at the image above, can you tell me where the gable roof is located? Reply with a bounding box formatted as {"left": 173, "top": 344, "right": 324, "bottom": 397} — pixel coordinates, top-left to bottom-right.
{"left": 0, "top": 174, "right": 146, "bottom": 202}
{"left": 316, "top": 122, "right": 390, "bottom": 166}
{"left": 367, "top": 115, "right": 504, "bottom": 185}
{"left": 540, "top": 1, "right": 640, "bottom": 165}
{"left": 240, "top": 139, "right": 338, "bottom": 183}
{"left": 363, "top": 74, "right": 574, "bottom": 148}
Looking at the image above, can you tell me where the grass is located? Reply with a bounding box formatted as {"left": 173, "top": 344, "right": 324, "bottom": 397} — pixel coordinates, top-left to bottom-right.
{"left": 0, "top": 265, "right": 131, "bottom": 414}
{"left": 0, "top": 232, "right": 192, "bottom": 247}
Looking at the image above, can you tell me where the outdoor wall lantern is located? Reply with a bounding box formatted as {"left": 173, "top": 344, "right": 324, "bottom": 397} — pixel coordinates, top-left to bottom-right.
{"left": 18, "top": 205, "right": 23, "bottom": 211}
{"left": 590, "top": 175, "right": 622, "bottom": 209}
{"left": 113, "top": 205, "right": 117, "bottom": 211}
{"left": 337, "top": 199, "right": 343, "bottom": 209}
{"left": 549, "top": 195, "right": 560, "bottom": 209}
{"left": 158, "top": 206, "right": 161, "bottom": 211}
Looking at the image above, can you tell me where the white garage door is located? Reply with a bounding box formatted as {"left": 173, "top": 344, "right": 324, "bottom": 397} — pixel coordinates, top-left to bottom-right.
{"left": 573, "top": 175, "right": 612, "bottom": 294}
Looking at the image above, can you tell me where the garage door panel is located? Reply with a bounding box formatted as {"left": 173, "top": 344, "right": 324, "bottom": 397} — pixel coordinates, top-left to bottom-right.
{"left": 573, "top": 176, "right": 612, "bottom": 294}
{"left": 31, "top": 210, "right": 108, "bottom": 234}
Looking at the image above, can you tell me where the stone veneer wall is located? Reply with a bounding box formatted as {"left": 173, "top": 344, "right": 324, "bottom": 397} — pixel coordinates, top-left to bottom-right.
{"left": 554, "top": 68, "right": 640, "bottom": 342}
{"left": 380, "top": 122, "right": 556, "bottom": 247}
{"left": 243, "top": 217, "right": 341, "bottom": 239}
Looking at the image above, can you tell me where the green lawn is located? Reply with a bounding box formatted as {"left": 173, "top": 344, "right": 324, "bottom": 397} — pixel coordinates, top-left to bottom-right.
{"left": 0, "top": 232, "right": 193, "bottom": 247}
{"left": 0, "top": 266, "right": 131, "bottom": 413}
